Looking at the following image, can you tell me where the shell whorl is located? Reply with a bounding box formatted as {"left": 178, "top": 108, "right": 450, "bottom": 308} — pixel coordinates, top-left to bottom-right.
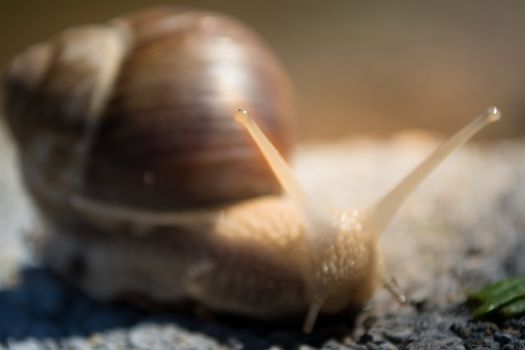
{"left": 5, "top": 23, "right": 130, "bottom": 146}
{"left": 4, "top": 7, "right": 295, "bottom": 226}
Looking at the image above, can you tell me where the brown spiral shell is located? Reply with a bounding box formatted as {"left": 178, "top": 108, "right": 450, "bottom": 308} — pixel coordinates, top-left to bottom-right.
{"left": 4, "top": 6, "right": 295, "bottom": 218}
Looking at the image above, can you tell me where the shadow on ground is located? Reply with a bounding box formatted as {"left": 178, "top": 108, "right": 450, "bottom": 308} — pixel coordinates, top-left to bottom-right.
{"left": 0, "top": 267, "right": 145, "bottom": 341}
{"left": 0, "top": 267, "right": 358, "bottom": 349}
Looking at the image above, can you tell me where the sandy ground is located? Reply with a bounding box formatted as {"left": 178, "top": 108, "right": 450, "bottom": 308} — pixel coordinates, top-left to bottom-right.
{"left": 0, "top": 125, "right": 524, "bottom": 349}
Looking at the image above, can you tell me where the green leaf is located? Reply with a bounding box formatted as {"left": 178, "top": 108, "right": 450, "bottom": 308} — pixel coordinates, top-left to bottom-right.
{"left": 468, "top": 276, "right": 525, "bottom": 320}
{"left": 499, "top": 297, "right": 525, "bottom": 319}
{"left": 468, "top": 277, "right": 525, "bottom": 303}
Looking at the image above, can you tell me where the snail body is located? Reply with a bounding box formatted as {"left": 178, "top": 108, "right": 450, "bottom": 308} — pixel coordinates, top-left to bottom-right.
{"left": 38, "top": 194, "right": 378, "bottom": 322}
{"left": 3, "top": 6, "right": 500, "bottom": 332}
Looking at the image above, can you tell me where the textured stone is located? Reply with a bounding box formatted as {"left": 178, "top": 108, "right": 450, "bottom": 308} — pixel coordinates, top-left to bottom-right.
{"left": 1, "top": 131, "right": 524, "bottom": 349}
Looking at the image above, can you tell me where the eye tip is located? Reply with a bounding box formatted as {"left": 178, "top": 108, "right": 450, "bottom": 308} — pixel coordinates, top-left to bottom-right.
{"left": 484, "top": 106, "right": 501, "bottom": 123}
{"left": 234, "top": 109, "right": 249, "bottom": 123}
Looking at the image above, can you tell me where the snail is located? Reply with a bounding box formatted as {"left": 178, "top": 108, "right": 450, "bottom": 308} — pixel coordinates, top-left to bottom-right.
{"left": 2, "top": 6, "right": 501, "bottom": 333}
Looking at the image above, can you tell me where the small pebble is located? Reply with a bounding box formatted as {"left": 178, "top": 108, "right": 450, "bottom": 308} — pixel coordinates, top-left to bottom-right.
{"left": 494, "top": 332, "right": 513, "bottom": 345}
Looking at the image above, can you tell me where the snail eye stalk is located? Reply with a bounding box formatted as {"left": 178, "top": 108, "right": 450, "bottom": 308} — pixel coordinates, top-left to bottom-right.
{"left": 235, "top": 109, "right": 331, "bottom": 234}
{"left": 367, "top": 107, "right": 501, "bottom": 235}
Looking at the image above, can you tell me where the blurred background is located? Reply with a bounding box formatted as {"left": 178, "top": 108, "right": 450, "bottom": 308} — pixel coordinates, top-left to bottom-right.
{"left": 0, "top": 0, "right": 523, "bottom": 141}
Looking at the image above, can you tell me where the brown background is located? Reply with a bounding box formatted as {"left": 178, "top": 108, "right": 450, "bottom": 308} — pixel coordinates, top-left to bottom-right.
{"left": 1, "top": 0, "right": 524, "bottom": 141}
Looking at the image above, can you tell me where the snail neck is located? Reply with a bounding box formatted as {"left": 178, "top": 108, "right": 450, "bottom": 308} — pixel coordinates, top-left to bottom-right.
{"left": 301, "top": 209, "right": 380, "bottom": 333}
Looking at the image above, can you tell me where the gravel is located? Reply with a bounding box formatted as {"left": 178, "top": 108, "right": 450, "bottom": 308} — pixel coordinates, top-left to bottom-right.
{"left": 1, "top": 127, "right": 524, "bottom": 349}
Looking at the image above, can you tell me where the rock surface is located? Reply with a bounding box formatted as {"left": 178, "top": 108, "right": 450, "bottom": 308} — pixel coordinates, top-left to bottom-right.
{"left": 1, "top": 126, "right": 524, "bottom": 349}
